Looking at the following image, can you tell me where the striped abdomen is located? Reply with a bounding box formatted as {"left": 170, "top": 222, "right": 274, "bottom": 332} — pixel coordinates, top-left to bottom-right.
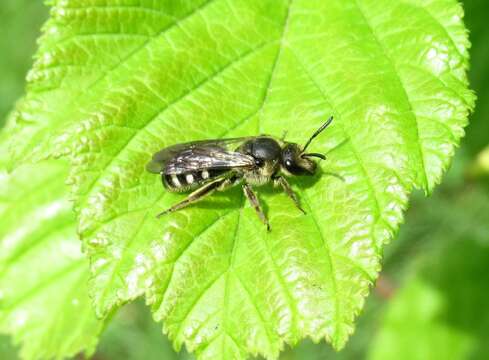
{"left": 162, "top": 169, "right": 227, "bottom": 192}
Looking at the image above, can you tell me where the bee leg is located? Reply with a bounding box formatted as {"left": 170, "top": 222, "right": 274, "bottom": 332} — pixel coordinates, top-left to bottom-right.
{"left": 157, "top": 177, "right": 230, "bottom": 217}
{"left": 273, "top": 176, "right": 307, "bottom": 215}
{"left": 242, "top": 183, "right": 271, "bottom": 231}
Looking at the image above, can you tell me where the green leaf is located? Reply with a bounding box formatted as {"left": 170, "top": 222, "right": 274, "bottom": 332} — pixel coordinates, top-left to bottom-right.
{"left": 368, "top": 187, "right": 489, "bottom": 360}
{"left": 0, "top": 161, "right": 104, "bottom": 360}
{"left": 6, "top": 0, "right": 475, "bottom": 358}
{"left": 368, "top": 278, "right": 475, "bottom": 360}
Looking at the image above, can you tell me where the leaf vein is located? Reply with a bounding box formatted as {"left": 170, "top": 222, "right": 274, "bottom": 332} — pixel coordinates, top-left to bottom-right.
{"left": 80, "top": 39, "right": 273, "bottom": 207}
{"left": 353, "top": 0, "right": 429, "bottom": 188}
{"left": 0, "top": 259, "right": 84, "bottom": 311}
{"left": 288, "top": 48, "right": 384, "bottom": 243}
{"left": 63, "top": 4, "right": 176, "bottom": 19}
{"left": 300, "top": 192, "right": 341, "bottom": 343}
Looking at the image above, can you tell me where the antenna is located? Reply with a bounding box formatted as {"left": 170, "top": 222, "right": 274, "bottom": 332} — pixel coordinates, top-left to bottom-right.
{"left": 302, "top": 116, "right": 333, "bottom": 152}
{"left": 302, "top": 152, "right": 326, "bottom": 160}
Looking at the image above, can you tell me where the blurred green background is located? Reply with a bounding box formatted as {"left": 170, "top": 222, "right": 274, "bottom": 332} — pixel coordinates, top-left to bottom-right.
{"left": 0, "top": 0, "right": 488, "bottom": 359}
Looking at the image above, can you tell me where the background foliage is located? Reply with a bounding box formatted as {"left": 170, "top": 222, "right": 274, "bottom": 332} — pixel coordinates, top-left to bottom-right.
{"left": 0, "top": 0, "right": 487, "bottom": 359}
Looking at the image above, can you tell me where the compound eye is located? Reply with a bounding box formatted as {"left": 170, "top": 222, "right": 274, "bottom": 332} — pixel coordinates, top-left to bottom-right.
{"left": 283, "top": 156, "right": 309, "bottom": 175}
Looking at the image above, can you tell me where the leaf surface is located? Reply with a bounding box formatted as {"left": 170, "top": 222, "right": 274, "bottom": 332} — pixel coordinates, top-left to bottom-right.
{"left": 0, "top": 161, "right": 104, "bottom": 360}
{"left": 6, "top": 0, "right": 474, "bottom": 358}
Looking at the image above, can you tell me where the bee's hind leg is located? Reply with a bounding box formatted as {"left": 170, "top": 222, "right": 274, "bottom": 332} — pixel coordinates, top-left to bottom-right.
{"left": 242, "top": 183, "right": 270, "bottom": 231}
{"left": 273, "top": 175, "right": 306, "bottom": 215}
{"left": 157, "top": 177, "right": 232, "bottom": 217}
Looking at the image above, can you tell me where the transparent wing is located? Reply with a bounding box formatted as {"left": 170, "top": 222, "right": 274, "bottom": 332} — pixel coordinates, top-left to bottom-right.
{"left": 146, "top": 138, "right": 255, "bottom": 174}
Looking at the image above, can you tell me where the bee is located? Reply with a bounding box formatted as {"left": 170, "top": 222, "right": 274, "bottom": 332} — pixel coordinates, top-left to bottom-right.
{"left": 146, "top": 116, "right": 334, "bottom": 231}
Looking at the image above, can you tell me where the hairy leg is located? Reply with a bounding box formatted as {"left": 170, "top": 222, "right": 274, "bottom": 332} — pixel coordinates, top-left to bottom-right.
{"left": 273, "top": 175, "right": 306, "bottom": 214}
{"left": 157, "top": 177, "right": 232, "bottom": 217}
{"left": 242, "top": 183, "right": 270, "bottom": 231}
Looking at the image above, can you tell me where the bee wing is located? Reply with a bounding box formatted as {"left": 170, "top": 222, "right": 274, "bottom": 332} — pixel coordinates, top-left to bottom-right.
{"left": 146, "top": 138, "right": 255, "bottom": 174}
{"left": 165, "top": 147, "right": 255, "bottom": 175}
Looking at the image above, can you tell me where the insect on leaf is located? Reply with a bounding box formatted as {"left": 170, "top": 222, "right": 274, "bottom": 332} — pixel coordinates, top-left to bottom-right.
{"left": 6, "top": 0, "right": 475, "bottom": 359}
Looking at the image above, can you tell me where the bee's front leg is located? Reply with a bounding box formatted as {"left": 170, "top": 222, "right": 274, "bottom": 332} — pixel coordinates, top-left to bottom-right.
{"left": 273, "top": 175, "right": 306, "bottom": 215}
{"left": 242, "top": 183, "right": 271, "bottom": 231}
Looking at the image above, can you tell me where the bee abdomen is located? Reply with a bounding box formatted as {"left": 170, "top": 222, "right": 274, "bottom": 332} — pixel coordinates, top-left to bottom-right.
{"left": 163, "top": 173, "right": 198, "bottom": 192}
{"left": 162, "top": 169, "right": 226, "bottom": 192}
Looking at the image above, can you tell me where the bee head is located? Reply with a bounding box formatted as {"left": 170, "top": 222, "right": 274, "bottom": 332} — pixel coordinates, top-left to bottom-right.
{"left": 281, "top": 116, "right": 333, "bottom": 176}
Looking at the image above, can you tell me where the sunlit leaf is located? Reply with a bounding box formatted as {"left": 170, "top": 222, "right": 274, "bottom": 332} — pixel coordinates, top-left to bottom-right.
{"left": 6, "top": 0, "right": 474, "bottom": 358}
{"left": 0, "top": 161, "right": 104, "bottom": 360}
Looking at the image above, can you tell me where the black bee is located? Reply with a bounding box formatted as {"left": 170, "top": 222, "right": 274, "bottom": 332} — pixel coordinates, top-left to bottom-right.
{"left": 146, "top": 116, "right": 334, "bottom": 230}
